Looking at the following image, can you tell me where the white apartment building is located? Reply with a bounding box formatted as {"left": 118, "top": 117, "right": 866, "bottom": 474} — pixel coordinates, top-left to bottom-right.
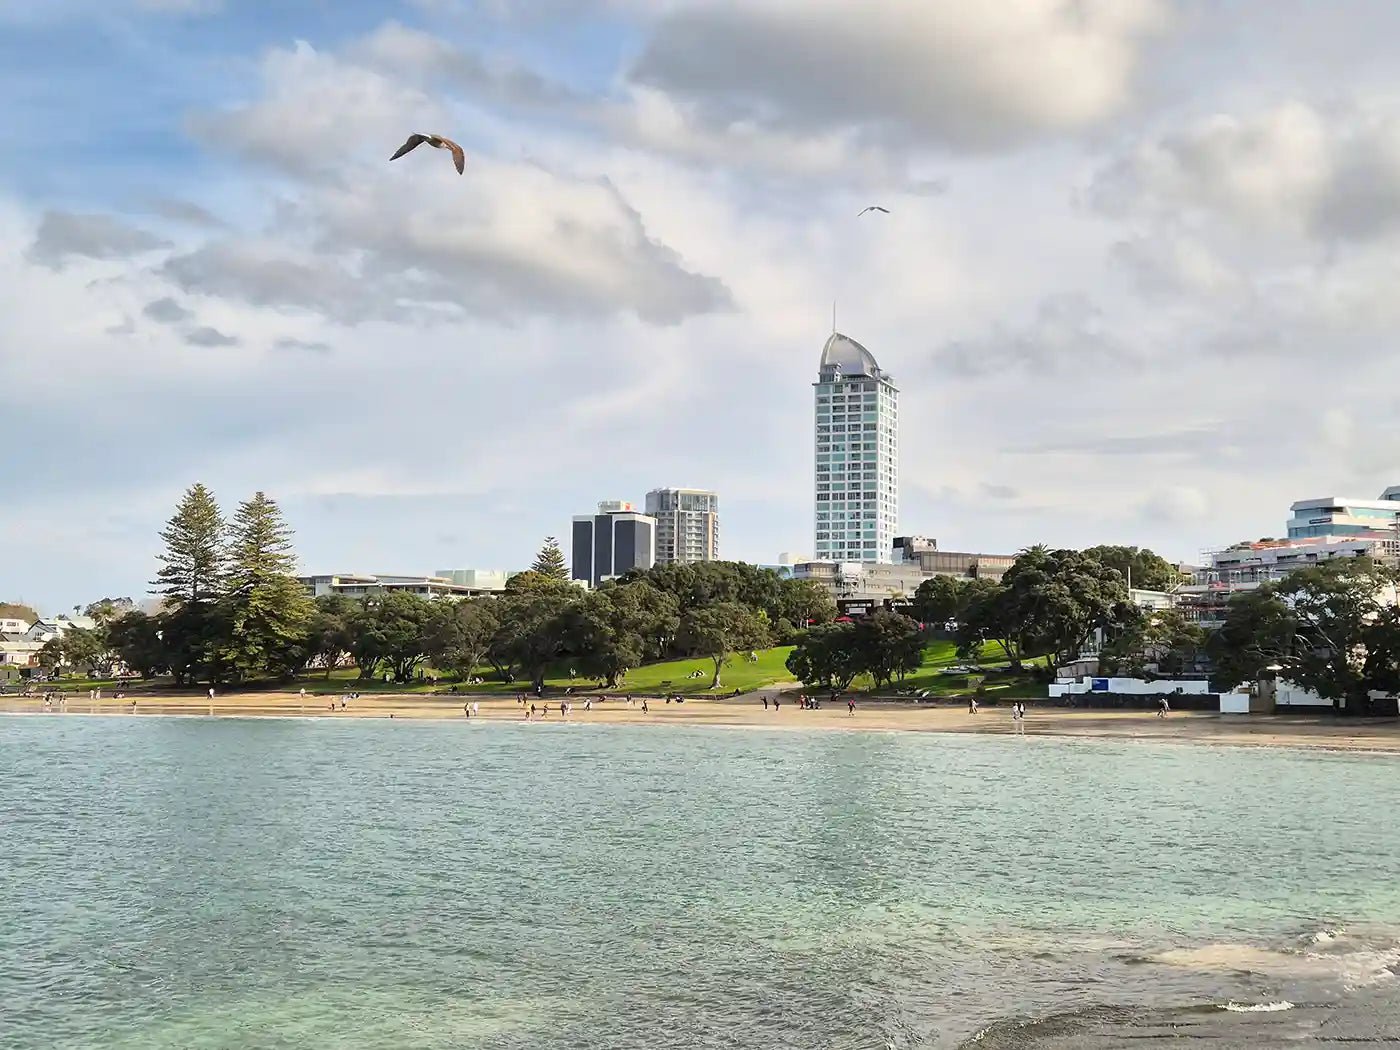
{"left": 298, "top": 573, "right": 504, "bottom": 600}
{"left": 645, "top": 488, "right": 719, "bottom": 565}
{"left": 1287, "top": 489, "right": 1400, "bottom": 540}
{"left": 814, "top": 332, "right": 899, "bottom": 562}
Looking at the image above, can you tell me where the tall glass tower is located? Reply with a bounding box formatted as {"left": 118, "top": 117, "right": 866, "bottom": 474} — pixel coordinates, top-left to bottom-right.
{"left": 814, "top": 332, "right": 899, "bottom": 563}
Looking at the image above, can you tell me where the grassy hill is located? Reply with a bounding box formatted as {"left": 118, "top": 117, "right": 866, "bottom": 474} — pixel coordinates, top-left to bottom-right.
{"left": 41, "top": 640, "right": 1047, "bottom": 699}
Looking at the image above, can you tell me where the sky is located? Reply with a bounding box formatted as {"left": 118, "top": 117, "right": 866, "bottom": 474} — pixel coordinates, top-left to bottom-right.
{"left": 6, "top": 0, "right": 1400, "bottom": 613}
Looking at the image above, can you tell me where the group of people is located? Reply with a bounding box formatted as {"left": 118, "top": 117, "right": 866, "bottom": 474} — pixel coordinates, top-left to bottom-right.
{"left": 758, "top": 693, "right": 858, "bottom": 716}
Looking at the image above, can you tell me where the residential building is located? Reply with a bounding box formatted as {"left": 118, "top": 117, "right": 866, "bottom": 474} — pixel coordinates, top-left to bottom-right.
{"left": 0, "top": 617, "right": 31, "bottom": 635}
{"left": 1286, "top": 488, "right": 1400, "bottom": 540}
{"left": 1175, "top": 534, "right": 1400, "bottom": 626}
{"left": 571, "top": 500, "right": 656, "bottom": 588}
{"left": 23, "top": 615, "right": 97, "bottom": 643}
{"left": 0, "top": 634, "right": 42, "bottom": 668}
{"left": 814, "top": 331, "right": 899, "bottom": 563}
{"left": 298, "top": 573, "right": 501, "bottom": 600}
{"left": 645, "top": 488, "right": 719, "bottom": 565}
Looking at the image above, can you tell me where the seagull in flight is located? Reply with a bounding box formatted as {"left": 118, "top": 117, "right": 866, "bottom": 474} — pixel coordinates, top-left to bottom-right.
{"left": 389, "top": 133, "right": 465, "bottom": 174}
{"left": 859, "top": 206, "right": 890, "bottom": 215}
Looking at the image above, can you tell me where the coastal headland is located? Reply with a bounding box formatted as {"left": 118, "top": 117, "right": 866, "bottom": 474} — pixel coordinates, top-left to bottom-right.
{"left": 6, "top": 689, "right": 1400, "bottom": 753}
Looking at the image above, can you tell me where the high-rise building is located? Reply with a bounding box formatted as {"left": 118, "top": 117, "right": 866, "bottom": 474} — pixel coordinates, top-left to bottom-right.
{"left": 814, "top": 331, "right": 899, "bottom": 562}
{"left": 645, "top": 488, "right": 719, "bottom": 565}
{"left": 570, "top": 500, "right": 656, "bottom": 587}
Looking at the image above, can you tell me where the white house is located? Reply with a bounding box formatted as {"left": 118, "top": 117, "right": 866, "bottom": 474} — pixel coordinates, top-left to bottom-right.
{"left": 0, "top": 617, "right": 31, "bottom": 635}
{"left": 23, "top": 615, "right": 98, "bottom": 643}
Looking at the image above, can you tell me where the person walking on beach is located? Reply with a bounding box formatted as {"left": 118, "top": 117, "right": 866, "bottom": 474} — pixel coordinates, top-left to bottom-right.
{"left": 473, "top": 700, "right": 479, "bottom": 718}
{"left": 1156, "top": 697, "right": 1169, "bottom": 718}
{"left": 762, "top": 695, "right": 769, "bottom": 710}
{"left": 848, "top": 697, "right": 855, "bottom": 716}
{"left": 642, "top": 698, "right": 649, "bottom": 714}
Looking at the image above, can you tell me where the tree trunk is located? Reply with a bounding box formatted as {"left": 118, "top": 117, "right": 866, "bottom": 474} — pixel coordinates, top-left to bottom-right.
{"left": 710, "top": 656, "right": 723, "bottom": 689}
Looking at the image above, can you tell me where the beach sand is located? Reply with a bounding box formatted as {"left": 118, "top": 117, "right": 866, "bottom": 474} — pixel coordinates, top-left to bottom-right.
{"left": 5, "top": 688, "right": 1400, "bottom": 752}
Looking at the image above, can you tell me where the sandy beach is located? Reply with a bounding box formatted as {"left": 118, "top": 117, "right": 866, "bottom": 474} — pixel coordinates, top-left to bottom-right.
{"left": 5, "top": 688, "right": 1400, "bottom": 753}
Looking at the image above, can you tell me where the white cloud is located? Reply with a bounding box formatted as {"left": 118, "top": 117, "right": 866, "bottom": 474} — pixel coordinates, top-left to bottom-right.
{"left": 630, "top": 0, "right": 1171, "bottom": 149}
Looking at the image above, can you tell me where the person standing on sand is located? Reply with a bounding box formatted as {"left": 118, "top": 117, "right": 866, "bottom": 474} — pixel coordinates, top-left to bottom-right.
{"left": 473, "top": 700, "right": 479, "bottom": 717}
{"left": 642, "top": 699, "right": 649, "bottom": 714}
{"left": 848, "top": 698, "right": 855, "bottom": 716}
{"left": 762, "top": 696, "right": 769, "bottom": 710}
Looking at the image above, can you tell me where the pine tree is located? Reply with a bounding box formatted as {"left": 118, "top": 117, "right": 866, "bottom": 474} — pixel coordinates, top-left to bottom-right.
{"left": 220, "top": 492, "right": 313, "bottom": 681}
{"left": 531, "top": 536, "right": 569, "bottom": 581}
{"left": 152, "top": 483, "right": 228, "bottom": 606}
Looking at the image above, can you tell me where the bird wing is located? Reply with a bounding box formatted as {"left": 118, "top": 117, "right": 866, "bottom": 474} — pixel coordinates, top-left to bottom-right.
{"left": 389, "top": 134, "right": 427, "bottom": 161}
{"left": 442, "top": 137, "right": 466, "bottom": 174}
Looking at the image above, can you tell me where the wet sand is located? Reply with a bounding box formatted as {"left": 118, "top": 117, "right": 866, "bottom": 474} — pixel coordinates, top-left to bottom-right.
{"left": 4, "top": 690, "right": 1399, "bottom": 752}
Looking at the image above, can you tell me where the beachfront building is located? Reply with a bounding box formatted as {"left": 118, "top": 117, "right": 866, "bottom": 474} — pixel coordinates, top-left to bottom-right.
{"left": 1286, "top": 489, "right": 1400, "bottom": 540}
{"left": 814, "top": 332, "right": 899, "bottom": 563}
{"left": 0, "top": 617, "right": 31, "bottom": 635}
{"left": 1175, "top": 534, "right": 1400, "bottom": 627}
{"left": 645, "top": 488, "right": 719, "bottom": 566}
{"left": 298, "top": 573, "right": 504, "bottom": 600}
{"left": 23, "top": 615, "right": 98, "bottom": 643}
{"left": 571, "top": 500, "right": 656, "bottom": 588}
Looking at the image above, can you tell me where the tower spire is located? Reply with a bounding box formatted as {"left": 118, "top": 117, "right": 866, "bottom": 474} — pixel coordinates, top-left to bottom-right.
{"left": 832, "top": 300, "right": 837, "bottom": 334}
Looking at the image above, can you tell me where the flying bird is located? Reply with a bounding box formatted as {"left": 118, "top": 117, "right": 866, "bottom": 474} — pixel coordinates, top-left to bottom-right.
{"left": 389, "top": 133, "right": 465, "bottom": 174}
{"left": 859, "top": 206, "right": 890, "bottom": 215}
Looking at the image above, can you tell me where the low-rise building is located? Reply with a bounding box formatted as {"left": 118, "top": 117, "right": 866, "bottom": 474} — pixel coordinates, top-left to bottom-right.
{"left": 434, "top": 569, "right": 510, "bottom": 592}
{"left": 24, "top": 615, "right": 98, "bottom": 643}
{"left": 0, "top": 634, "right": 43, "bottom": 668}
{"left": 1175, "top": 534, "right": 1400, "bottom": 626}
{"left": 0, "top": 617, "right": 32, "bottom": 635}
{"left": 299, "top": 573, "right": 504, "bottom": 600}
{"left": 893, "top": 536, "right": 1015, "bottom": 582}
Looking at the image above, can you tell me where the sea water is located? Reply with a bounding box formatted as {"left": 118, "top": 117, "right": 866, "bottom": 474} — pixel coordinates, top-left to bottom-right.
{"left": 2, "top": 716, "right": 1398, "bottom": 1048}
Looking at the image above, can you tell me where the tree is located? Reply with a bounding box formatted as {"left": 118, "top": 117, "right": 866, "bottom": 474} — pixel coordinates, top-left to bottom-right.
{"left": 531, "top": 537, "right": 570, "bottom": 582}
{"left": 427, "top": 598, "right": 500, "bottom": 683}
{"left": 107, "top": 612, "right": 169, "bottom": 679}
{"left": 304, "top": 595, "right": 357, "bottom": 678}
{"left": 0, "top": 602, "right": 39, "bottom": 624}
{"left": 785, "top": 622, "right": 865, "bottom": 691}
{"left": 349, "top": 592, "right": 435, "bottom": 682}
{"left": 1271, "top": 559, "right": 1400, "bottom": 715}
{"left": 773, "top": 578, "right": 836, "bottom": 631}
{"left": 491, "top": 588, "right": 576, "bottom": 693}
{"left": 852, "top": 611, "right": 924, "bottom": 688}
{"left": 559, "top": 592, "right": 642, "bottom": 688}
{"left": 1145, "top": 608, "right": 1206, "bottom": 675}
{"left": 1082, "top": 545, "right": 1181, "bottom": 592}
{"left": 218, "top": 492, "right": 313, "bottom": 682}
{"left": 975, "top": 546, "right": 1131, "bottom": 671}
{"left": 152, "top": 483, "right": 227, "bottom": 606}
{"left": 37, "top": 635, "right": 65, "bottom": 672}
{"left": 56, "top": 626, "right": 111, "bottom": 676}
{"left": 679, "top": 602, "right": 770, "bottom": 689}
{"left": 1206, "top": 586, "right": 1299, "bottom": 691}
{"left": 912, "top": 575, "right": 967, "bottom": 631}
{"left": 83, "top": 598, "right": 136, "bottom": 626}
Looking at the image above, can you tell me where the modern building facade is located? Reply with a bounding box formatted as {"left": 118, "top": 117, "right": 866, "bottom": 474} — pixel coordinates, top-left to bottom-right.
{"left": 814, "top": 332, "right": 899, "bottom": 563}
{"left": 299, "top": 573, "right": 505, "bottom": 600}
{"left": 892, "top": 536, "right": 1015, "bottom": 581}
{"left": 1286, "top": 489, "right": 1400, "bottom": 540}
{"left": 645, "top": 488, "right": 719, "bottom": 565}
{"left": 571, "top": 500, "right": 656, "bottom": 588}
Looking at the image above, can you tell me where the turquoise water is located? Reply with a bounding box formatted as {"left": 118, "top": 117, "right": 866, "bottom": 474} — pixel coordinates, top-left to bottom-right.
{"left": 3, "top": 716, "right": 1399, "bottom": 1048}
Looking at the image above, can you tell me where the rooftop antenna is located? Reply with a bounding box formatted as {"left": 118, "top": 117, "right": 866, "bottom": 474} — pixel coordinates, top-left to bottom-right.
{"left": 832, "top": 300, "right": 837, "bottom": 334}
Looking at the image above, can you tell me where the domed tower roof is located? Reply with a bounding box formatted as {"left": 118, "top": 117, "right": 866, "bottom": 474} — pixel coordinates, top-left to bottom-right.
{"left": 818, "top": 332, "right": 887, "bottom": 382}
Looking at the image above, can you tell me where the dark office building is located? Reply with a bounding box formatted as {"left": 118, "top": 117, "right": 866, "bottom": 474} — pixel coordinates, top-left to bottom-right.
{"left": 570, "top": 500, "right": 657, "bottom": 588}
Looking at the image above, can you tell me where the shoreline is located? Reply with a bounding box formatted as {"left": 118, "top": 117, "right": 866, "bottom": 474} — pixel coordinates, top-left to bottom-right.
{"left": 4, "top": 692, "right": 1399, "bottom": 754}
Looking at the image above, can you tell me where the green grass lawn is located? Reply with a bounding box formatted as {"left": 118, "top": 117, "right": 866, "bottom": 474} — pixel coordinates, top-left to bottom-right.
{"left": 35, "top": 640, "right": 1047, "bottom": 699}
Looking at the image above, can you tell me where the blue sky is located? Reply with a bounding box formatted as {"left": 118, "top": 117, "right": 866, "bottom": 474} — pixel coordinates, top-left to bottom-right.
{"left": 8, "top": 0, "right": 1400, "bottom": 613}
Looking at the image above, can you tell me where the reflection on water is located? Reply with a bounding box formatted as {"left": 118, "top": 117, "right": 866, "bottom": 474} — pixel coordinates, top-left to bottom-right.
{"left": 2, "top": 717, "right": 1399, "bottom": 1048}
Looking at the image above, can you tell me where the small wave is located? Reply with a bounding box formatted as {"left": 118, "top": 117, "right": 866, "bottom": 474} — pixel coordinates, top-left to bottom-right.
{"left": 1220, "top": 1000, "right": 1294, "bottom": 1013}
